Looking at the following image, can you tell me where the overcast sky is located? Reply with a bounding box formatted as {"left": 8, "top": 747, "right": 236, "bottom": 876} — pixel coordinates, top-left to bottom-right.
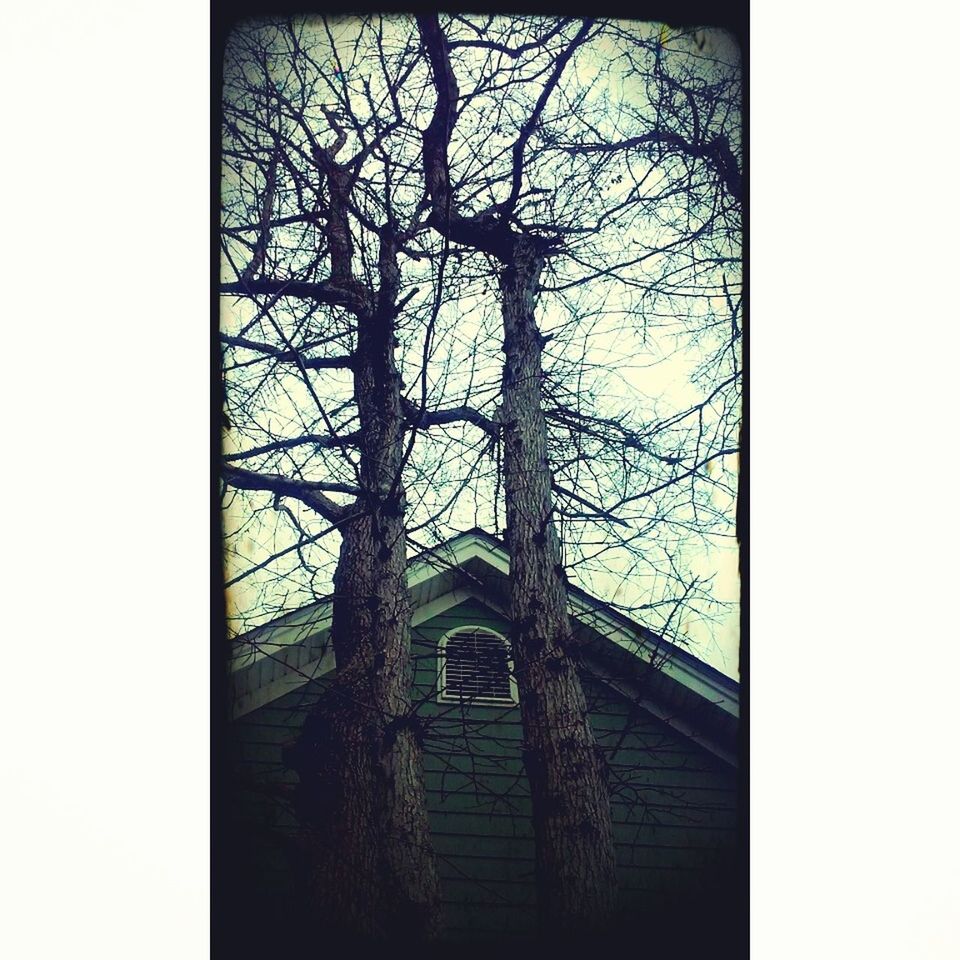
{"left": 220, "top": 15, "right": 742, "bottom": 678}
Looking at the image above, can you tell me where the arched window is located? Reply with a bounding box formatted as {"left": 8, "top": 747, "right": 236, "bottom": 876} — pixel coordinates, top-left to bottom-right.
{"left": 438, "top": 626, "right": 517, "bottom": 705}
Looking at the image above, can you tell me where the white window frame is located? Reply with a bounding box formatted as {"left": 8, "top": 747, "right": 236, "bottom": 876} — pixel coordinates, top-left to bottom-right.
{"left": 436, "top": 624, "right": 519, "bottom": 706}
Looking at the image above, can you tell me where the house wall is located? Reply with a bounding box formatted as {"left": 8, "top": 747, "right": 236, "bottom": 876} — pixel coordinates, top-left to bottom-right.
{"left": 225, "top": 598, "right": 739, "bottom": 943}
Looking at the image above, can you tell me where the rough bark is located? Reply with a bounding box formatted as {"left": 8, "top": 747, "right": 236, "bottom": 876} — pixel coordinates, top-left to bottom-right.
{"left": 289, "top": 635, "right": 381, "bottom": 938}
{"left": 291, "top": 227, "right": 441, "bottom": 941}
{"left": 284, "top": 239, "right": 441, "bottom": 941}
{"left": 237, "top": 116, "right": 441, "bottom": 940}
{"left": 417, "top": 15, "right": 618, "bottom": 934}
{"left": 500, "top": 237, "right": 618, "bottom": 932}
{"left": 352, "top": 230, "right": 441, "bottom": 939}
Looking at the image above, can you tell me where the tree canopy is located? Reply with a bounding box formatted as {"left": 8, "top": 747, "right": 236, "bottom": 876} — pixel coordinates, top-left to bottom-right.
{"left": 220, "top": 14, "right": 741, "bottom": 675}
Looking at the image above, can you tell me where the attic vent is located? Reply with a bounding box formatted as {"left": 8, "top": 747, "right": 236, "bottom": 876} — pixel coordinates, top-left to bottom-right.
{"left": 439, "top": 627, "right": 516, "bottom": 705}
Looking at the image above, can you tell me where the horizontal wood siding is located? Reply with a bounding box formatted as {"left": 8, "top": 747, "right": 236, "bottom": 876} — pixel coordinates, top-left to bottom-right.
{"left": 412, "top": 599, "right": 738, "bottom": 938}
{"left": 226, "top": 598, "right": 738, "bottom": 942}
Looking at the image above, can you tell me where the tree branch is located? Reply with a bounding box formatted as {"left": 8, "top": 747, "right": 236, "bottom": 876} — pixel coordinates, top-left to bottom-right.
{"left": 222, "top": 463, "right": 358, "bottom": 523}
{"left": 220, "top": 333, "right": 354, "bottom": 370}
{"left": 503, "top": 19, "right": 594, "bottom": 214}
{"left": 417, "top": 14, "right": 513, "bottom": 259}
{"left": 558, "top": 130, "right": 741, "bottom": 204}
{"left": 223, "top": 433, "right": 360, "bottom": 462}
{"left": 402, "top": 397, "right": 498, "bottom": 436}
{"left": 220, "top": 278, "right": 369, "bottom": 314}
{"left": 552, "top": 482, "right": 628, "bottom": 527}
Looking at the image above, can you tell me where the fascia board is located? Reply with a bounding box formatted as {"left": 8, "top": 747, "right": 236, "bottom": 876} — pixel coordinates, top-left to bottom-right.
{"left": 583, "top": 654, "right": 738, "bottom": 768}
{"left": 230, "top": 603, "right": 333, "bottom": 673}
{"left": 406, "top": 532, "right": 508, "bottom": 588}
{"left": 567, "top": 596, "right": 739, "bottom": 718}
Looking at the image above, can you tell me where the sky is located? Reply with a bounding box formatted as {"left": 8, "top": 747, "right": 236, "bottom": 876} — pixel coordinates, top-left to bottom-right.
{"left": 220, "top": 15, "right": 742, "bottom": 678}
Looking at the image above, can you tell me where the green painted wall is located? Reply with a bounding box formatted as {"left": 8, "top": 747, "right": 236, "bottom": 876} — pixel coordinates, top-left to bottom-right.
{"left": 227, "top": 598, "right": 739, "bottom": 943}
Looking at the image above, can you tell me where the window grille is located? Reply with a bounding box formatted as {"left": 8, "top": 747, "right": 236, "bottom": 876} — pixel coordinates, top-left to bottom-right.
{"left": 440, "top": 628, "right": 515, "bottom": 705}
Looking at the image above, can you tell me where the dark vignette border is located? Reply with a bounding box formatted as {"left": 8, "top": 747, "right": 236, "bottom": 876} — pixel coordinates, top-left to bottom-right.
{"left": 210, "top": 2, "right": 748, "bottom": 955}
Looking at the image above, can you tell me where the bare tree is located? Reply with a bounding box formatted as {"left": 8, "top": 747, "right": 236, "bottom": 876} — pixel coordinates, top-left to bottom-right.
{"left": 416, "top": 14, "right": 621, "bottom": 933}
{"left": 416, "top": 13, "right": 741, "bottom": 935}
{"left": 220, "top": 19, "right": 446, "bottom": 940}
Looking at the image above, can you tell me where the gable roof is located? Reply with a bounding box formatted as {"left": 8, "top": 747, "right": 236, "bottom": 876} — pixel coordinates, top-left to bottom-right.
{"left": 228, "top": 529, "right": 739, "bottom": 763}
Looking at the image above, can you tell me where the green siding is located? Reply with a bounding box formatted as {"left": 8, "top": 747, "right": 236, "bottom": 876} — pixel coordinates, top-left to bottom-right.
{"left": 227, "top": 598, "right": 738, "bottom": 942}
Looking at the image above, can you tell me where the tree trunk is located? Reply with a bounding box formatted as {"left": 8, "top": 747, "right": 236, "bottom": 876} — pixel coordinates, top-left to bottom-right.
{"left": 288, "top": 233, "right": 441, "bottom": 942}
{"left": 325, "top": 512, "right": 440, "bottom": 941}
{"left": 354, "top": 232, "right": 441, "bottom": 940}
{"left": 415, "top": 14, "right": 618, "bottom": 931}
{"left": 500, "top": 236, "right": 618, "bottom": 933}
{"left": 291, "top": 600, "right": 381, "bottom": 939}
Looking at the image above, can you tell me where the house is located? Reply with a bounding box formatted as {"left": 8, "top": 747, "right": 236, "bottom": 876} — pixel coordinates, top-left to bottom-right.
{"left": 222, "top": 528, "right": 741, "bottom": 948}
